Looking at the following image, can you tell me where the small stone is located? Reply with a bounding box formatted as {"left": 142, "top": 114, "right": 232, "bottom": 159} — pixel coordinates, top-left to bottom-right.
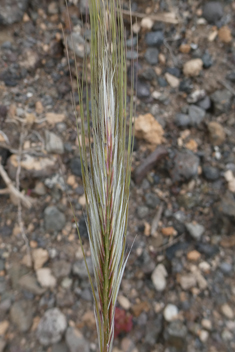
{"left": 179, "top": 79, "right": 193, "bottom": 93}
{"left": 72, "top": 257, "right": 93, "bottom": 279}
{"left": 65, "top": 327, "right": 89, "bottom": 352}
{"left": 19, "top": 274, "right": 46, "bottom": 295}
{"left": 10, "top": 300, "right": 33, "bottom": 332}
{"left": 226, "top": 71, "right": 235, "bottom": 83}
{"left": 202, "top": 51, "right": 213, "bottom": 69}
{"left": 222, "top": 329, "right": 233, "bottom": 341}
{"left": 67, "top": 32, "right": 90, "bottom": 58}
{"left": 179, "top": 44, "right": 191, "bottom": 54}
{"left": 0, "top": 338, "right": 6, "bottom": 352}
{"left": 210, "top": 89, "right": 232, "bottom": 115}
{"left": 36, "top": 268, "right": 57, "bottom": 288}
{"left": 197, "top": 96, "right": 211, "bottom": 111}
{"left": 208, "top": 121, "right": 225, "bottom": 146}
{"left": 141, "top": 17, "right": 154, "bottom": 29}
{"left": 48, "top": 2, "right": 59, "bottom": 15}
{"left": 52, "top": 343, "right": 69, "bottom": 352}
{"left": 34, "top": 181, "right": 47, "bottom": 196}
{"left": 46, "top": 113, "right": 65, "bottom": 125}
{"left": 201, "top": 319, "right": 212, "bottom": 331}
{"left": 32, "top": 249, "right": 49, "bottom": 270}
{"left": 180, "top": 274, "right": 197, "bottom": 290}
{"left": 121, "top": 337, "right": 136, "bottom": 352}
{"left": 145, "top": 193, "right": 160, "bottom": 208}
{"left": 221, "top": 304, "right": 234, "bottom": 319}
{"left": 157, "top": 76, "right": 168, "bottom": 87}
{"left": 44, "top": 206, "right": 66, "bottom": 232}
{"left": 203, "top": 165, "right": 220, "bottom": 181}
{"left": 136, "top": 79, "right": 150, "bottom": 99}
{"left": 163, "top": 304, "right": 178, "bottom": 322}
{"left": 199, "top": 329, "right": 209, "bottom": 342}
{"left": 118, "top": 295, "right": 131, "bottom": 310}
{"left": 186, "top": 222, "right": 205, "bottom": 241}
{"left": 187, "top": 250, "right": 201, "bottom": 261}
{"left": 126, "top": 50, "right": 138, "bottom": 60}
{"left": 145, "top": 48, "right": 159, "bottom": 65}
{"left": 183, "top": 59, "right": 203, "bottom": 77}
{"left": 161, "top": 227, "right": 177, "bottom": 236}
{"left": 164, "top": 321, "right": 187, "bottom": 349}
{"left": 188, "top": 105, "right": 206, "bottom": 125}
{"left": 52, "top": 260, "right": 71, "bottom": 279}
{"left": 135, "top": 113, "right": 164, "bottom": 150}
{"left": 175, "top": 113, "right": 191, "bottom": 127}
{"left": 165, "top": 73, "right": 179, "bottom": 88}
{"left": 0, "top": 321, "right": 9, "bottom": 335}
{"left": 171, "top": 151, "right": 199, "bottom": 182}
{"left": 35, "top": 101, "right": 44, "bottom": 114}
{"left": 45, "top": 131, "right": 64, "bottom": 154}
{"left": 218, "top": 26, "right": 232, "bottom": 43}
{"left": 185, "top": 139, "right": 197, "bottom": 152}
{"left": 202, "top": 2, "right": 223, "bottom": 24}
{"left": 151, "top": 264, "right": 167, "bottom": 292}
{"left": 37, "top": 308, "right": 67, "bottom": 346}
{"left": 145, "top": 31, "right": 164, "bottom": 47}
{"left": 219, "top": 262, "right": 232, "bottom": 275}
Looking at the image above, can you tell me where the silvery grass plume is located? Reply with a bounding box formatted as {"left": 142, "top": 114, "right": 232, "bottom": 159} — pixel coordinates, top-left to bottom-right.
{"left": 69, "top": 0, "right": 134, "bottom": 351}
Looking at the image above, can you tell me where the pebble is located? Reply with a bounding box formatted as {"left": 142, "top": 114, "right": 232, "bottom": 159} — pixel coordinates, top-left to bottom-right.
{"left": 145, "top": 31, "right": 164, "bottom": 47}
{"left": 201, "top": 319, "right": 212, "bottom": 331}
{"left": 37, "top": 308, "right": 67, "bottom": 346}
{"left": 165, "top": 72, "right": 179, "bottom": 88}
{"left": 202, "top": 51, "right": 213, "bottom": 69}
{"left": 52, "top": 342, "right": 69, "bottom": 352}
{"left": 65, "top": 327, "right": 89, "bottom": 352}
{"left": 203, "top": 165, "right": 220, "bottom": 181}
{"left": 32, "top": 248, "right": 49, "bottom": 270}
{"left": 52, "top": 260, "right": 71, "bottom": 279}
{"left": 141, "top": 17, "right": 154, "bottom": 29}
{"left": 67, "top": 32, "right": 89, "bottom": 58}
{"left": 188, "top": 105, "right": 206, "bottom": 125}
{"left": 187, "top": 250, "right": 201, "bottom": 261}
{"left": 0, "top": 0, "right": 29, "bottom": 25}
{"left": 218, "top": 26, "right": 232, "bottom": 43}
{"left": 186, "top": 222, "right": 205, "bottom": 241}
{"left": 135, "top": 113, "right": 164, "bottom": 149}
{"left": 208, "top": 121, "right": 226, "bottom": 146}
{"left": 157, "top": 76, "right": 168, "bottom": 87}
{"left": 10, "top": 300, "right": 33, "bottom": 332}
{"left": 179, "top": 79, "right": 193, "bottom": 93}
{"left": 199, "top": 329, "right": 209, "bottom": 342}
{"left": 118, "top": 295, "right": 131, "bottom": 310}
{"left": 151, "top": 264, "right": 168, "bottom": 292}
{"left": 126, "top": 50, "right": 138, "bottom": 60}
{"left": 222, "top": 329, "right": 233, "bottom": 341}
{"left": 171, "top": 151, "right": 199, "bottom": 182}
{"left": 164, "top": 321, "right": 187, "bottom": 349}
{"left": 219, "top": 262, "right": 232, "bottom": 275}
{"left": 45, "top": 131, "right": 64, "bottom": 154}
{"left": 210, "top": 89, "right": 232, "bottom": 115}
{"left": 226, "top": 71, "right": 235, "bottom": 83}
{"left": 183, "top": 59, "right": 203, "bottom": 77}
{"left": 44, "top": 206, "right": 66, "bottom": 232}
{"left": 19, "top": 274, "right": 46, "bottom": 295}
{"left": 197, "top": 96, "right": 211, "bottom": 111}
{"left": 180, "top": 274, "right": 197, "bottom": 290}
{"left": 202, "top": 2, "right": 223, "bottom": 24}
{"left": 36, "top": 268, "right": 57, "bottom": 288}
{"left": 136, "top": 79, "right": 151, "bottom": 99}
{"left": 196, "top": 243, "right": 219, "bottom": 257}
{"left": 0, "top": 321, "right": 9, "bottom": 335}
{"left": 221, "top": 303, "right": 234, "bottom": 319}
{"left": 144, "top": 48, "right": 159, "bottom": 65}
{"left": 34, "top": 181, "right": 47, "bottom": 196}
{"left": 145, "top": 193, "right": 160, "bottom": 208}
{"left": 72, "top": 257, "right": 93, "bottom": 279}
{"left": 163, "top": 304, "right": 179, "bottom": 322}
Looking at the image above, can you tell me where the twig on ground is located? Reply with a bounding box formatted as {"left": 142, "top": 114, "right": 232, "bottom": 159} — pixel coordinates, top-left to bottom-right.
{"left": 151, "top": 203, "right": 164, "bottom": 236}
{"left": 0, "top": 160, "right": 33, "bottom": 208}
{"left": 156, "top": 234, "right": 184, "bottom": 253}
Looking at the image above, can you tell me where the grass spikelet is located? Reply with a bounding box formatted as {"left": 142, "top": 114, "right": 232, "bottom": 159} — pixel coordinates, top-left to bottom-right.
{"left": 71, "top": 0, "right": 134, "bottom": 351}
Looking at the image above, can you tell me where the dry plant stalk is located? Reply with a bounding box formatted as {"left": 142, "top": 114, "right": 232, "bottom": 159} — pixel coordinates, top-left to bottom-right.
{"left": 70, "top": 0, "right": 134, "bottom": 351}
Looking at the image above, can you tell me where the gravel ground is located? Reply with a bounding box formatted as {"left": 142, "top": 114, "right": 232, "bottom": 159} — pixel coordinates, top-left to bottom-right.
{"left": 0, "top": 1, "right": 235, "bottom": 352}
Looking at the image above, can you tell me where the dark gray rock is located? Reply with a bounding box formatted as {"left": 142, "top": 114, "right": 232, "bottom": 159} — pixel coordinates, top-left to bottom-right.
{"left": 145, "top": 31, "right": 164, "bottom": 47}
{"left": 136, "top": 79, "right": 150, "bottom": 99}
{"left": 175, "top": 114, "right": 190, "bottom": 128}
{"left": 219, "top": 262, "right": 232, "bottom": 275}
{"left": 18, "top": 274, "right": 46, "bottom": 295}
{"left": 188, "top": 105, "right": 206, "bottom": 125}
{"left": 171, "top": 151, "right": 200, "bottom": 182}
{"left": 145, "top": 48, "right": 159, "bottom": 65}
{"left": 44, "top": 206, "right": 66, "bottom": 232}
{"left": 140, "top": 68, "right": 157, "bottom": 81}
{"left": 157, "top": 76, "right": 168, "bottom": 87}
{"left": 70, "top": 157, "right": 82, "bottom": 177}
{"left": 145, "top": 193, "right": 160, "bottom": 208}
{"left": 37, "top": 308, "right": 67, "bottom": 346}
{"left": 0, "top": 279, "right": 6, "bottom": 294}
{"left": 72, "top": 257, "right": 93, "bottom": 279}
{"left": 202, "top": 2, "right": 223, "bottom": 24}
{"left": 217, "top": 192, "right": 235, "bottom": 222}
{"left": 10, "top": 300, "right": 33, "bottom": 332}
{"left": 0, "top": 0, "right": 29, "bottom": 25}
{"left": 203, "top": 165, "right": 220, "bottom": 181}
{"left": 196, "top": 243, "right": 219, "bottom": 257}
{"left": 80, "top": 0, "right": 89, "bottom": 15}
{"left": 202, "top": 51, "right": 213, "bottom": 69}
{"left": 52, "top": 342, "right": 69, "bottom": 352}
{"left": 226, "top": 71, "right": 235, "bottom": 83}
{"left": 185, "top": 222, "right": 205, "bottom": 241}
{"left": 65, "top": 327, "right": 89, "bottom": 352}
{"left": 0, "top": 297, "right": 11, "bottom": 315}
{"left": 166, "top": 67, "right": 180, "bottom": 78}
{"left": 126, "top": 36, "right": 138, "bottom": 47}
{"left": 179, "top": 79, "right": 193, "bottom": 93}
{"left": 211, "top": 89, "right": 232, "bottom": 115}
{"left": 197, "top": 96, "right": 211, "bottom": 111}
{"left": 164, "top": 320, "right": 187, "bottom": 350}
